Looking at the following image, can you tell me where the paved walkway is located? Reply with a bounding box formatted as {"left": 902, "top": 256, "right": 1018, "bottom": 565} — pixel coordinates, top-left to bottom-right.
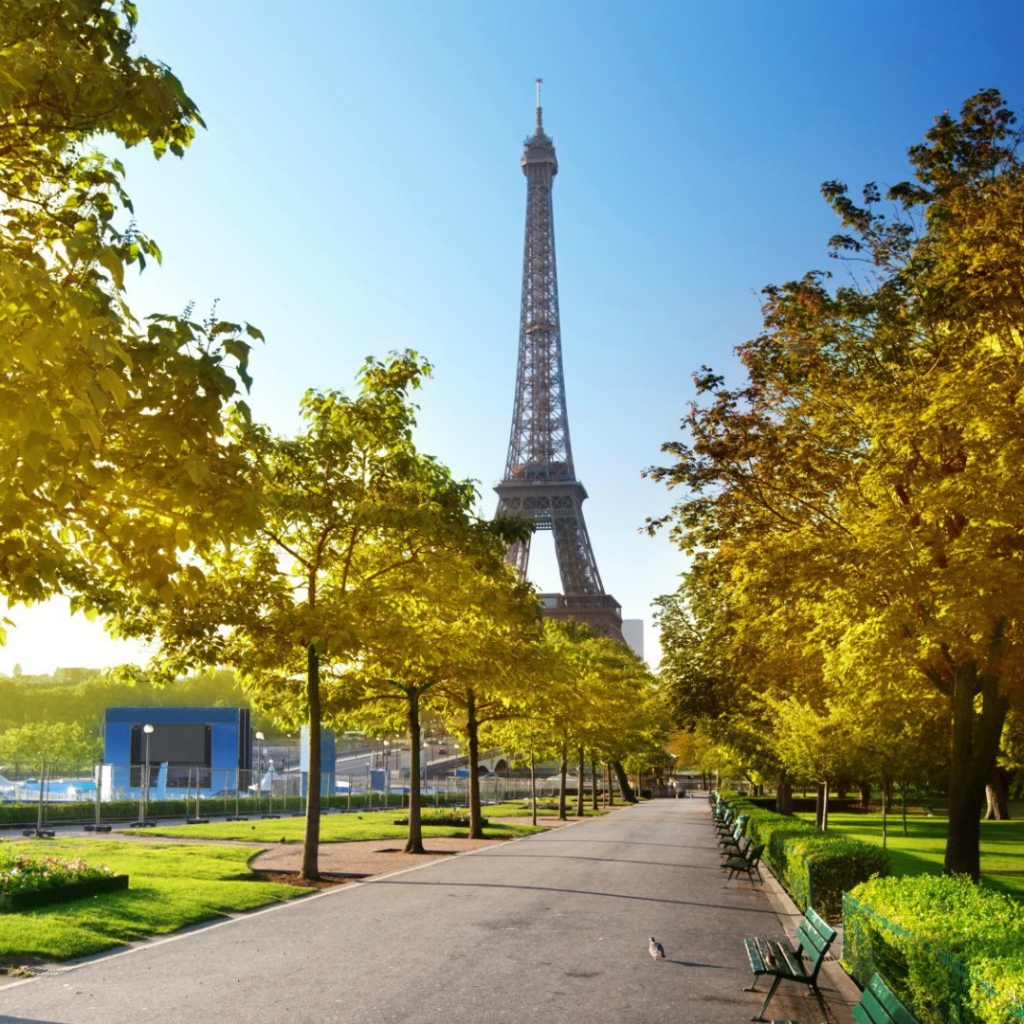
{"left": 0, "top": 800, "right": 858, "bottom": 1024}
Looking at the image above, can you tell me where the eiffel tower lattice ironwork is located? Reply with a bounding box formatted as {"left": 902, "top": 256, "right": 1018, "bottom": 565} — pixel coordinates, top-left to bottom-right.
{"left": 494, "top": 82, "right": 623, "bottom": 641}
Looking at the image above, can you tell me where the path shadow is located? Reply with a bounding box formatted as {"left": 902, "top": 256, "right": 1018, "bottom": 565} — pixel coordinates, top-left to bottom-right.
{"left": 372, "top": 877, "right": 778, "bottom": 915}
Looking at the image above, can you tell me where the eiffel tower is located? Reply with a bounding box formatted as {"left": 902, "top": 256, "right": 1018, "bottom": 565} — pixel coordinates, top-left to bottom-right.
{"left": 494, "top": 81, "right": 623, "bottom": 642}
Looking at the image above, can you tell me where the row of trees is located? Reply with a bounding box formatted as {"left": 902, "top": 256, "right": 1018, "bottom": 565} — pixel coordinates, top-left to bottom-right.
{"left": 650, "top": 90, "right": 1024, "bottom": 881}
{"left": 1, "top": 2, "right": 668, "bottom": 880}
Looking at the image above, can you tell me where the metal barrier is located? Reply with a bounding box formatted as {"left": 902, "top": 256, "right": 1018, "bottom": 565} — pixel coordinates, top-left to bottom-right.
{"left": 1, "top": 760, "right": 624, "bottom": 829}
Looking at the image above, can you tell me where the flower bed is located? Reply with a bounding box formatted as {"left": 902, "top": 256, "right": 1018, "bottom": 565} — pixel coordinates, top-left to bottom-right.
{"left": 0, "top": 854, "right": 128, "bottom": 913}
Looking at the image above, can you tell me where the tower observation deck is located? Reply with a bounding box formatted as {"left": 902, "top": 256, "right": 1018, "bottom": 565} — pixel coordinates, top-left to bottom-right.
{"left": 494, "top": 82, "right": 623, "bottom": 642}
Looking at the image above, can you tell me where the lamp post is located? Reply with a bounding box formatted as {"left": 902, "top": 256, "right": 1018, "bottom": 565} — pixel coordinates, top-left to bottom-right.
{"left": 255, "top": 731, "right": 264, "bottom": 813}
{"left": 140, "top": 724, "right": 154, "bottom": 824}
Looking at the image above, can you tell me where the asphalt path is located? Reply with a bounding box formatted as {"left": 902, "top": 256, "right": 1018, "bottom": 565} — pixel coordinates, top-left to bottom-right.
{"left": 0, "top": 800, "right": 813, "bottom": 1024}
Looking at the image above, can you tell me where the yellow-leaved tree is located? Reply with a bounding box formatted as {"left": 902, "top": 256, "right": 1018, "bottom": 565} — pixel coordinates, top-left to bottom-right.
{"left": 1, "top": 0, "right": 261, "bottom": 629}
{"left": 650, "top": 90, "right": 1024, "bottom": 880}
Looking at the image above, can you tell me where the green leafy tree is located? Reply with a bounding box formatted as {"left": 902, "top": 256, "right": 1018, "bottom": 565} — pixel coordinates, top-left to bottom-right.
{"left": 0, "top": 720, "right": 100, "bottom": 768}
{"left": 339, "top": 521, "right": 540, "bottom": 849}
{"left": 649, "top": 90, "right": 1024, "bottom": 879}
{"left": 128, "top": 353, "right": 482, "bottom": 880}
{"left": 1, "top": 0, "right": 259, "bottom": 635}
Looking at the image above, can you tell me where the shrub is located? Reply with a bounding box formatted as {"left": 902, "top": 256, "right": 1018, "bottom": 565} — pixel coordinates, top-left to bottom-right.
{"left": 844, "top": 874, "right": 1024, "bottom": 1024}
{"left": 0, "top": 853, "right": 113, "bottom": 895}
{"left": 727, "top": 798, "right": 889, "bottom": 919}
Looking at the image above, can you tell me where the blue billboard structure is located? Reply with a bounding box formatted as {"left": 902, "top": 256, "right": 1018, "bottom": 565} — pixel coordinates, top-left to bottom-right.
{"left": 104, "top": 707, "right": 252, "bottom": 800}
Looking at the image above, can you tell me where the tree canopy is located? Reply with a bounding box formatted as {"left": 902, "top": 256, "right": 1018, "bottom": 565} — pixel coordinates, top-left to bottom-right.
{"left": 125, "top": 353, "right": 513, "bottom": 878}
{"left": 650, "top": 89, "right": 1024, "bottom": 879}
{"left": 1, "top": 0, "right": 260, "bottom": 631}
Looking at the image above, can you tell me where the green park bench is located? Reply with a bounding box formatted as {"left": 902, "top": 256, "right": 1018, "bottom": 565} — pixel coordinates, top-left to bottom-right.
{"left": 770, "top": 970, "right": 920, "bottom": 1024}
{"left": 724, "top": 840, "right": 764, "bottom": 885}
{"left": 743, "top": 905, "right": 836, "bottom": 1021}
{"left": 721, "top": 830, "right": 749, "bottom": 862}
{"left": 719, "top": 817, "right": 748, "bottom": 858}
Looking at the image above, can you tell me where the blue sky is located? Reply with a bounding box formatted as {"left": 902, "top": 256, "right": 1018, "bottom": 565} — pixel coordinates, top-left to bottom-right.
{"left": 4, "top": 0, "right": 1023, "bottom": 674}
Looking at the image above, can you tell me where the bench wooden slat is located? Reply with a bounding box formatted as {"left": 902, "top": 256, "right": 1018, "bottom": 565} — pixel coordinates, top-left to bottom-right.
{"left": 867, "top": 974, "right": 919, "bottom": 1024}
{"left": 796, "top": 919, "right": 832, "bottom": 958}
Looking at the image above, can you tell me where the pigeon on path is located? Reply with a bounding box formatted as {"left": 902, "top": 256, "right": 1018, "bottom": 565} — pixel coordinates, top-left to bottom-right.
{"left": 649, "top": 937, "right": 666, "bottom": 960}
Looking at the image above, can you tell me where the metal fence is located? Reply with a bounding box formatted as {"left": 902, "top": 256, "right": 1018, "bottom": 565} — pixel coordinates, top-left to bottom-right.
{"left": 0, "top": 760, "right": 626, "bottom": 830}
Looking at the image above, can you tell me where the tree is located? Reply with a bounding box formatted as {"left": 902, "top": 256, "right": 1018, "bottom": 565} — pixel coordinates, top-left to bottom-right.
{"left": 579, "top": 636, "right": 667, "bottom": 805}
{"left": 654, "top": 557, "right": 818, "bottom": 813}
{"left": 125, "top": 353, "right": 490, "bottom": 880}
{"left": 0, "top": 720, "right": 100, "bottom": 768}
{"left": 425, "top": 556, "right": 542, "bottom": 840}
{"left": 530, "top": 622, "right": 665, "bottom": 814}
{"left": 649, "top": 90, "right": 1024, "bottom": 879}
{"left": 1, "top": 0, "right": 260, "bottom": 631}
{"left": 332, "top": 526, "right": 538, "bottom": 852}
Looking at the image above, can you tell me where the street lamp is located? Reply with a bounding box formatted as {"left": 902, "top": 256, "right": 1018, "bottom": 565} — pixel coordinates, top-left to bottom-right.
{"left": 255, "top": 731, "right": 265, "bottom": 812}
{"left": 140, "top": 724, "right": 154, "bottom": 824}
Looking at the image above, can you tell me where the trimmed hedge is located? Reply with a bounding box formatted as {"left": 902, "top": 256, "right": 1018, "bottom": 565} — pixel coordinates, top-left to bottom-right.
{"left": 844, "top": 875, "right": 1024, "bottom": 1024}
{"left": 725, "top": 797, "right": 889, "bottom": 919}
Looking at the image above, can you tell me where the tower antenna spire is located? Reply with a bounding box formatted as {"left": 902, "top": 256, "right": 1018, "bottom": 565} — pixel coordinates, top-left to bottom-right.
{"left": 535, "top": 77, "right": 543, "bottom": 134}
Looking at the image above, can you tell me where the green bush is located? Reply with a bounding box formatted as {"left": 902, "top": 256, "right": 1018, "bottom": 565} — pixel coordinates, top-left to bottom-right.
{"left": 844, "top": 874, "right": 1024, "bottom": 1024}
{"left": 727, "top": 798, "right": 889, "bottom": 919}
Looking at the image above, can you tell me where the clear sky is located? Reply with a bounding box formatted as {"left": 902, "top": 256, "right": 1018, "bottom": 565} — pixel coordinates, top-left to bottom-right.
{"left": 3, "top": 0, "right": 1023, "bottom": 675}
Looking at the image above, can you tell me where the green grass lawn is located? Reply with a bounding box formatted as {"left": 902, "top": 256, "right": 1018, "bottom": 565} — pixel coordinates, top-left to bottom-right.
{"left": 794, "top": 809, "right": 1024, "bottom": 900}
{"left": 139, "top": 808, "right": 545, "bottom": 843}
{"left": 0, "top": 808, "right": 551, "bottom": 968}
{"left": 0, "top": 838, "right": 303, "bottom": 967}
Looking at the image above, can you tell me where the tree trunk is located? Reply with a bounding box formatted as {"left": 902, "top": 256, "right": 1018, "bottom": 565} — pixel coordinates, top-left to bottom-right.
{"left": 557, "top": 743, "right": 568, "bottom": 821}
{"left": 575, "top": 746, "right": 585, "bottom": 817}
{"left": 984, "top": 767, "right": 1011, "bottom": 820}
{"left": 821, "top": 781, "right": 830, "bottom": 832}
{"left": 607, "top": 763, "right": 614, "bottom": 806}
{"left": 859, "top": 781, "right": 872, "bottom": 810}
{"left": 943, "top": 661, "right": 1010, "bottom": 880}
{"left": 403, "top": 686, "right": 425, "bottom": 854}
{"left": 880, "top": 780, "right": 888, "bottom": 848}
{"left": 775, "top": 775, "right": 793, "bottom": 816}
{"left": 466, "top": 689, "right": 484, "bottom": 839}
{"left": 612, "top": 760, "right": 636, "bottom": 803}
{"left": 530, "top": 751, "right": 537, "bottom": 827}
{"left": 591, "top": 759, "right": 599, "bottom": 812}
{"left": 814, "top": 782, "right": 826, "bottom": 830}
{"left": 899, "top": 780, "right": 908, "bottom": 837}
{"left": 300, "top": 644, "right": 322, "bottom": 881}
